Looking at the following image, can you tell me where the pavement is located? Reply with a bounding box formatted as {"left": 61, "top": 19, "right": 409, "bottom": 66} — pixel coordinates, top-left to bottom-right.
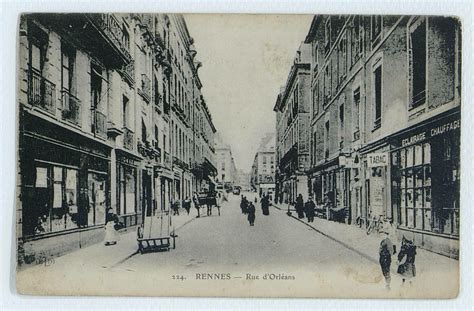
{"left": 272, "top": 201, "right": 459, "bottom": 297}
{"left": 16, "top": 193, "right": 458, "bottom": 298}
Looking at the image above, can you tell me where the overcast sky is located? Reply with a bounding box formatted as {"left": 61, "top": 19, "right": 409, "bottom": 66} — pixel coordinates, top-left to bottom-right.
{"left": 185, "top": 14, "right": 314, "bottom": 173}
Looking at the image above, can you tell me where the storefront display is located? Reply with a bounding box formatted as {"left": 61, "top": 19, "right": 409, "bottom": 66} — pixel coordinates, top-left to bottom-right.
{"left": 391, "top": 112, "right": 460, "bottom": 236}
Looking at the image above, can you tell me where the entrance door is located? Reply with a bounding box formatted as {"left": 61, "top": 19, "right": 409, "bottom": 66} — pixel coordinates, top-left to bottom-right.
{"left": 142, "top": 170, "right": 152, "bottom": 217}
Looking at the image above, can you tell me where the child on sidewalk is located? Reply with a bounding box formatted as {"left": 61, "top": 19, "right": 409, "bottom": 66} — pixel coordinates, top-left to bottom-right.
{"left": 379, "top": 225, "right": 397, "bottom": 290}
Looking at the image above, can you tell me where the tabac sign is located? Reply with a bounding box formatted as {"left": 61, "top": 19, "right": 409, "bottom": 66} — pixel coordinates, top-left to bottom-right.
{"left": 367, "top": 152, "right": 389, "bottom": 168}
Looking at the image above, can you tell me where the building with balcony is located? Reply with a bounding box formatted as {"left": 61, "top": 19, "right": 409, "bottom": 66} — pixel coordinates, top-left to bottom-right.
{"left": 273, "top": 43, "right": 312, "bottom": 205}
{"left": 249, "top": 133, "right": 276, "bottom": 199}
{"left": 303, "top": 15, "right": 461, "bottom": 257}
{"left": 17, "top": 13, "right": 217, "bottom": 265}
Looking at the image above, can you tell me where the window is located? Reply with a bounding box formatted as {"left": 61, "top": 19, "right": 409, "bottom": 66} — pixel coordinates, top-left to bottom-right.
{"left": 371, "top": 16, "right": 382, "bottom": 43}
{"left": 339, "top": 32, "right": 347, "bottom": 83}
{"left": 313, "top": 43, "right": 319, "bottom": 70}
{"left": 409, "top": 17, "right": 427, "bottom": 109}
{"left": 118, "top": 165, "right": 137, "bottom": 215}
{"left": 141, "top": 118, "right": 147, "bottom": 143}
{"left": 324, "top": 121, "right": 330, "bottom": 158}
{"left": 123, "top": 95, "right": 129, "bottom": 128}
{"left": 373, "top": 64, "right": 382, "bottom": 129}
{"left": 325, "top": 18, "right": 332, "bottom": 53}
{"left": 154, "top": 125, "right": 159, "bottom": 149}
{"left": 91, "top": 63, "right": 105, "bottom": 137}
{"left": 351, "top": 16, "right": 362, "bottom": 65}
{"left": 121, "top": 25, "right": 130, "bottom": 50}
{"left": 25, "top": 164, "right": 83, "bottom": 236}
{"left": 353, "top": 87, "right": 361, "bottom": 140}
{"left": 339, "top": 104, "right": 344, "bottom": 149}
{"left": 88, "top": 172, "right": 107, "bottom": 226}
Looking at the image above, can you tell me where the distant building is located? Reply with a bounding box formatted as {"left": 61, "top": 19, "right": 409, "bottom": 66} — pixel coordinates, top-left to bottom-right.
{"left": 250, "top": 133, "right": 276, "bottom": 199}
{"left": 273, "top": 43, "right": 312, "bottom": 204}
{"left": 236, "top": 170, "right": 251, "bottom": 190}
{"left": 215, "top": 134, "right": 237, "bottom": 186}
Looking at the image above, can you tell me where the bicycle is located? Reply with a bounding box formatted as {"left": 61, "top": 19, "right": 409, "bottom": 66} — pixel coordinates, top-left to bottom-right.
{"left": 366, "top": 214, "right": 385, "bottom": 235}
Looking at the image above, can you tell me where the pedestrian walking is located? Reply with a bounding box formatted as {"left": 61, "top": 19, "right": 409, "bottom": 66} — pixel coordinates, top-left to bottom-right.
{"left": 240, "top": 196, "right": 246, "bottom": 214}
{"left": 379, "top": 228, "right": 397, "bottom": 290}
{"left": 247, "top": 202, "right": 256, "bottom": 226}
{"left": 397, "top": 236, "right": 417, "bottom": 286}
{"left": 304, "top": 196, "right": 316, "bottom": 222}
{"left": 183, "top": 197, "right": 191, "bottom": 215}
{"left": 193, "top": 192, "right": 201, "bottom": 218}
{"left": 296, "top": 194, "right": 304, "bottom": 219}
{"left": 172, "top": 200, "right": 180, "bottom": 215}
{"left": 261, "top": 194, "right": 270, "bottom": 216}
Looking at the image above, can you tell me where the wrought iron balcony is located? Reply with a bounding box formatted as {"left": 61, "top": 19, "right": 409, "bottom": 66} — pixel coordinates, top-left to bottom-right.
{"left": 123, "top": 127, "right": 134, "bottom": 150}
{"left": 138, "top": 74, "right": 151, "bottom": 102}
{"left": 87, "top": 14, "right": 132, "bottom": 64}
{"left": 173, "top": 156, "right": 189, "bottom": 171}
{"left": 92, "top": 109, "right": 107, "bottom": 139}
{"left": 121, "top": 59, "right": 135, "bottom": 85}
{"left": 28, "top": 69, "right": 56, "bottom": 114}
{"left": 61, "top": 88, "right": 81, "bottom": 126}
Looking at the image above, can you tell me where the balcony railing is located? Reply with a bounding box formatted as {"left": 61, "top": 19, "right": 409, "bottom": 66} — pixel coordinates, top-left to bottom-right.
{"left": 138, "top": 74, "right": 151, "bottom": 102}
{"left": 28, "top": 70, "right": 56, "bottom": 114}
{"left": 123, "top": 127, "right": 134, "bottom": 150}
{"left": 87, "top": 14, "right": 131, "bottom": 62}
{"left": 121, "top": 59, "right": 135, "bottom": 85}
{"left": 92, "top": 110, "right": 107, "bottom": 139}
{"left": 61, "top": 89, "right": 81, "bottom": 126}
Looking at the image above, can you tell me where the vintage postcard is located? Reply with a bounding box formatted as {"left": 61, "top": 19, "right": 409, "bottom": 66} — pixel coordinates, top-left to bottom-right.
{"left": 15, "top": 13, "right": 460, "bottom": 298}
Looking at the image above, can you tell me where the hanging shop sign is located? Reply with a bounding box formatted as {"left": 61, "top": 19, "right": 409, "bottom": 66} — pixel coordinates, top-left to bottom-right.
{"left": 367, "top": 152, "right": 389, "bottom": 168}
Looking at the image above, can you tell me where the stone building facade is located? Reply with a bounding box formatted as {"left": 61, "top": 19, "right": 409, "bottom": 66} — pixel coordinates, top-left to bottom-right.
{"left": 17, "top": 13, "right": 217, "bottom": 265}
{"left": 274, "top": 43, "right": 312, "bottom": 205}
{"left": 276, "top": 15, "right": 461, "bottom": 258}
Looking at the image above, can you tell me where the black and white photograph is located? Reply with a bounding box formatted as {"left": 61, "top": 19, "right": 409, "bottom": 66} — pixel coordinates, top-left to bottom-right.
{"left": 11, "top": 10, "right": 463, "bottom": 299}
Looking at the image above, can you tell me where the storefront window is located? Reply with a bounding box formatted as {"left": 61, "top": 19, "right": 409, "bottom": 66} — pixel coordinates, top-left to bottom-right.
{"left": 88, "top": 172, "right": 107, "bottom": 226}
{"left": 393, "top": 130, "right": 459, "bottom": 235}
{"left": 118, "top": 164, "right": 137, "bottom": 215}
{"left": 28, "top": 164, "right": 81, "bottom": 236}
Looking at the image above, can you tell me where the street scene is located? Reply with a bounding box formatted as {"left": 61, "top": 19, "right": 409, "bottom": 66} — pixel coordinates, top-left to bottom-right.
{"left": 15, "top": 13, "right": 460, "bottom": 298}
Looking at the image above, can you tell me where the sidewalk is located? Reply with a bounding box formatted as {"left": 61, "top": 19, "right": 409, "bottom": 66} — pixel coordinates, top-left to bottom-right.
{"left": 18, "top": 210, "right": 198, "bottom": 272}
{"left": 272, "top": 202, "right": 459, "bottom": 294}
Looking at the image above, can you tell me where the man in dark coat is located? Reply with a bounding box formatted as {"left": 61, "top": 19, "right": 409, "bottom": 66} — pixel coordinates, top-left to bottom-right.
{"left": 261, "top": 194, "right": 270, "bottom": 216}
{"left": 304, "top": 196, "right": 316, "bottom": 222}
{"left": 247, "top": 202, "right": 256, "bottom": 226}
{"left": 296, "top": 194, "right": 304, "bottom": 219}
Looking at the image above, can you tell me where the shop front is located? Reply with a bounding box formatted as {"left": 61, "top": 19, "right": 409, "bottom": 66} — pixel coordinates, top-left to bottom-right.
{"left": 19, "top": 112, "right": 111, "bottom": 264}
{"left": 116, "top": 150, "right": 141, "bottom": 228}
{"left": 309, "top": 157, "right": 350, "bottom": 223}
{"left": 360, "top": 146, "right": 391, "bottom": 225}
{"left": 389, "top": 109, "right": 460, "bottom": 258}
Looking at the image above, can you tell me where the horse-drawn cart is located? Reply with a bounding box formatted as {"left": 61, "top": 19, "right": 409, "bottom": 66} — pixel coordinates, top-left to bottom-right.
{"left": 198, "top": 192, "right": 220, "bottom": 216}
{"left": 137, "top": 209, "right": 175, "bottom": 254}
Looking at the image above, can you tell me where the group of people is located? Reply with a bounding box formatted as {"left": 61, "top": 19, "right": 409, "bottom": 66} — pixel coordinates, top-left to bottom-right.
{"left": 240, "top": 196, "right": 256, "bottom": 226}
{"left": 379, "top": 228, "right": 417, "bottom": 290}
{"left": 240, "top": 194, "right": 272, "bottom": 226}
{"left": 294, "top": 194, "right": 316, "bottom": 223}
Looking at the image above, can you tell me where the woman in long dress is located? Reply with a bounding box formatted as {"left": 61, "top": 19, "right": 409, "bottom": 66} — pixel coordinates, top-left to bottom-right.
{"left": 104, "top": 208, "right": 119, "bottom": 246}
{"left": 397, "top": 237, "right": 417, "bottom": 285}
